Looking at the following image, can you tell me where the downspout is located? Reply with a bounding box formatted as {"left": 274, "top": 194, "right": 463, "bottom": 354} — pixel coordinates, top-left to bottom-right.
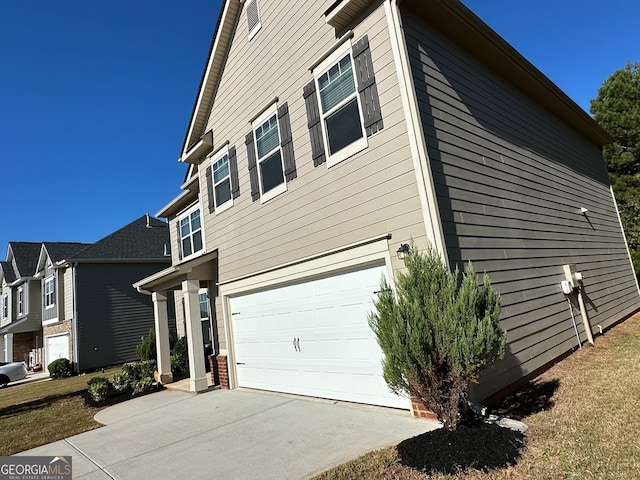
{"left": 384, "top": 0, "right": 448, "bottom": 263}
{"left": 71, "top": 263, "right": 80, "bottom": 372}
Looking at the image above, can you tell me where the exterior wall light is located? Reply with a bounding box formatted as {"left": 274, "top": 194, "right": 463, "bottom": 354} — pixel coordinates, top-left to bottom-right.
{"left": 396, "top": 243, "right": 410, "bottom": 260}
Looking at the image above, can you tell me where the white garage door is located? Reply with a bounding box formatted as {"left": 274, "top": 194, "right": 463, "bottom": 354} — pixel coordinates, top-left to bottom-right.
{"left": 230, "top": 265, "right": 409, "bottom": 409}
{"left": 46, "top": 334, "right": 70, "bottom": 370}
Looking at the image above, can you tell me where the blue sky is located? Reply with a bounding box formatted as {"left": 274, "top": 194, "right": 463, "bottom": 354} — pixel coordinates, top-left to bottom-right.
{"left": 1, "top": 1, "right": 637, "bottom": 252}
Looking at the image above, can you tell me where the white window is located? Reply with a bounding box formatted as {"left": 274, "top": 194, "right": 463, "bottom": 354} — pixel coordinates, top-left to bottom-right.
{"left": 252, "top": 108, "right": 287, "bottom": 202}
{"left": 246, "top": 0, "right": 261, "bottom": 40}
{"left": 179, "top": 207, "right": 203, "bottom": 259}
{"left": 198, "top": 291, "right": 209, "bottom": 320}
{"left": 211, "top": 148, "right": 233, "bottom": 213}
{"left": 315, "top": 45, "right": 367, "bottom": 167}
{"left": 1, "top": 294, "right": 7, "bottom": 318}
{"left": 17, "top": 287, "right": 23, "bottom": 316}
{"left": 44, "top": 277, "right": 56, "bottom": 308}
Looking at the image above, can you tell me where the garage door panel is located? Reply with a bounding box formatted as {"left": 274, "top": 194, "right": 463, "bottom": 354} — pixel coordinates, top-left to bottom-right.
{"left": 231, "top": 265, "right": 409, "bottom": 410}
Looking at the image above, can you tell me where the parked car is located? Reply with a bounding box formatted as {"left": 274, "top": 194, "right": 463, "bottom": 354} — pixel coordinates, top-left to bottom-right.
{"left": 0, "top": 362, "right": 28, "bottom": 387}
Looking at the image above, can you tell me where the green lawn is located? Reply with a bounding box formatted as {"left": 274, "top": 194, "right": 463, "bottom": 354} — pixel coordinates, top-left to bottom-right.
{"left": 312, "top": 313, "right": 640, "bottom": 480}
{"left": 0, "top": 367, "right": 121, "bottom": 455}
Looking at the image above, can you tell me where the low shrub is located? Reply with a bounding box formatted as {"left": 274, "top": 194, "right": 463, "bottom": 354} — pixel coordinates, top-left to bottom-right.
{"left": 87, "top": 377, "right": 112, "bottom": 402}
{"left": 110, "top": 372, "right": 130, "bottom": 393}
{"left": 121, "top": 360, "right": 156, "bottom": 396}
{"left": 48, "top": 358, "right": 73, "bottom": 379}
{"left": 171, "top": 336, "right": 189, "bottom": 380}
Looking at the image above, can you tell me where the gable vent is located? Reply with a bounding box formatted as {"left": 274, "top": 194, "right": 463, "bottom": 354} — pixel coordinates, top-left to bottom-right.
{"left": 247, "top": 0, "right": 260, "bottom": 35}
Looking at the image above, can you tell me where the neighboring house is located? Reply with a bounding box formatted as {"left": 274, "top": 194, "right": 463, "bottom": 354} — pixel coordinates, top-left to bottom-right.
{"left": 0, "top": 242, "right": 44, "bottom": 366}
{"left": 135, "top": 0, "right": 640, "bottom": 414}
{"left": 36, "top": 215, "right": 174, "bottom": 372}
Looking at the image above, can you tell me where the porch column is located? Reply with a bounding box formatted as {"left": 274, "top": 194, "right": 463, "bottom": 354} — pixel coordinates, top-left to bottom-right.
{"left": 4, "top": 333, "right": 13, "bottom": 362}
{"left": 182, "top": 279, "right": 207, "bottom": 392}
{"left": 152, "top": 291, "right": 173, "bottom": 384}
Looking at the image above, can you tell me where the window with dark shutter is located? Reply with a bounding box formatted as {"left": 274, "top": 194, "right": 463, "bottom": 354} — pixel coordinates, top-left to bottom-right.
{"left": 205, "top": 165, "right": 215, "bottom": 214}
{"left": 352, "top": 35, "right": 383, "bottom": 136}
{"left": 278, "top": 102, "right": 297, "bottom": 181}
{"left": 209, "top": 145, "right": 236, "bottom": 214}
{"left": 304, "top": 34, "right": 383, "bottom": 168}
{"left": 303, "top": 81, "right": 326, "bottom": 167}
{"left": 248, "top": 103, "right": 290, "bottom": 203}
{"left": 246, "top": 131, "right": 260, "bottom": 202}
{"left": 175, "top": 220, "right": 183, "bottom": 260}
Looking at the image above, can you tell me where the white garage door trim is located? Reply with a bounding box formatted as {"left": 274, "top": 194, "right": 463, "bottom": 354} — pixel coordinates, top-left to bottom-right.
{"left": 45, "top": 333, "right": 70, "bottom": 371}
{"left": 219, "top": 237, "right": 409, "bottom": 409}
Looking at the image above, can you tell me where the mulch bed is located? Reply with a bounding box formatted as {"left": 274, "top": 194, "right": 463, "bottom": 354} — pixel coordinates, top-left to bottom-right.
{"left": 397, "top": 421, "right": 526, "bottom": 475}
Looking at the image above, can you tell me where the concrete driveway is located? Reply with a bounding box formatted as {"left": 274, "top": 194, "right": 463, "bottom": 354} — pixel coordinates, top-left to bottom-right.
{"left": 19, "top": 388, "right": 439, "bottom": 479}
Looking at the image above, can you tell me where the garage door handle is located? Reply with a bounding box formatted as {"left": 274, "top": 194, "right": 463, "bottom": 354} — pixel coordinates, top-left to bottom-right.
{"left": 293, "top": 337, "right": 301, "bottom": 352}
{"left": 236, "top": 362, "right": 246, "bottom": 365}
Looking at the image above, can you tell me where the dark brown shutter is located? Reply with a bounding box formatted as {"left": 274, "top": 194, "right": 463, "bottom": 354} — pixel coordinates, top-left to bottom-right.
{"left": 175, "top": 221, "right": 183, "bottom": 260}
{"left": 246, "top": 131, "right": 260, "bottom": 202}
{"left": 352, "top": 35, "right": 383, "bottom": 136}
{"left": 205, "top": 165, "right": 215, "bottom": 213}
{"left": 278, "top": 102, "right": 297, "bottom": 181}
{"left": 229, "top": 145, "right": 240, "bottom": 199}
{"left": 303, "top": 80, "right": 326, "bottom": 167}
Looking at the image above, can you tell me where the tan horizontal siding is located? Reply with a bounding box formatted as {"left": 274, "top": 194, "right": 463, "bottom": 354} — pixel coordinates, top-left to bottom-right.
{"left": 171, "top": 1, "right": 426, "bottom": 352}
{"left": 403, "top": 10, "right": 639, "bottom": 400}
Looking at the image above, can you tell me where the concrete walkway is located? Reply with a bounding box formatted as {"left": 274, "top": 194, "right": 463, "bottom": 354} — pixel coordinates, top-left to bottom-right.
{"left": 18, "top": 389, "right": 440, "bottom": 480}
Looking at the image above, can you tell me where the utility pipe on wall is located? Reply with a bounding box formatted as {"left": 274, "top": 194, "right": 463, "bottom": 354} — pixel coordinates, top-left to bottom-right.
{"left": 576, "top": 283, "right": 594, "bottom": 345}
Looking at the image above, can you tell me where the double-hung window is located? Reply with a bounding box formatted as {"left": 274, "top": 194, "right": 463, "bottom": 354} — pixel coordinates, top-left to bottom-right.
{"left": 317, "top": 51, "right": 366, "bottom": 165}
{"left": 304, "top": 34, "right": 383, "bottom": 168}
{"left": 44, "top": 277, "right": 55, "bottom": 308}
{"left": 253, "top": 108, "right": 287, "bottom": 202}
{"left": 212, "top": 149, "right": 233, "bottom": 212}
{"left": 17, "top": 287, "right": 23, "bottom": 316}
{"left": 179, "top": 207, "right": 203, "bottom": 259}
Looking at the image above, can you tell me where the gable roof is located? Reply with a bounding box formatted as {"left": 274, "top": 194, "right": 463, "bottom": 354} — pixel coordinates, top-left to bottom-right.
{"left": 0, "top": 261, "right": 17, "bottom": 284}
{"left": 181, "top": 0, "right": 610, "bottom": 155}
{"left": 7, "top": 242, "right": 42, "bottom": 278}
{"left": 69, "top": 215, "right": 170, "bottom": 261}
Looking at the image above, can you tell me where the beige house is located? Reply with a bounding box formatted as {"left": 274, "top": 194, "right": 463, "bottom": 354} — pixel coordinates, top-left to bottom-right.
{"left": 135, "top": 0, "right": 639, "bottom": 414}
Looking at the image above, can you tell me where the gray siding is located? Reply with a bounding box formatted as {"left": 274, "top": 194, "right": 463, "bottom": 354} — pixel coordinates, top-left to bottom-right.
{"left": 402, "top": 11, "right": 639, "bottom": 398}
{"left": 42, "top": 265, "right": 59, "bottom": 323}
{"left": 27, "top": 279, "right": 42, "bottom": 324}
{"left": 75, "top": 263, "right": 171, "bottom": 371}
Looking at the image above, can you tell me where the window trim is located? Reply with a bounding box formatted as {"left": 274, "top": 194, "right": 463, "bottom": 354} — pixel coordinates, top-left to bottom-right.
{"left": 17, "top": 286, "right": 24, "bottom": 317}
{"left": 252, "top": 106, "right": 287, "bottom": 203}
{"left": 178, "top": 204, "right": 205, "bottom": 262}
{"left": 1, "top": 293, "right": 7, "bottom": 319}
{"left": 44, "top": 276, "right": 56, "bottom": 310}
{"left": 312, "top": 42, "right": 367, "bottom": 168}
{"left": 209, "top": 145, "right": 234, "bottom": 215}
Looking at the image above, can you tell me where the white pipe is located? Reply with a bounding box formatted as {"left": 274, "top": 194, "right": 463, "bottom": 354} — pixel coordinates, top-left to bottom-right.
{"left": 565, "top": 296, "right": 581, "bottom": 349}
{"left": 577, "top": 285, "right": 594, "bottom": 345}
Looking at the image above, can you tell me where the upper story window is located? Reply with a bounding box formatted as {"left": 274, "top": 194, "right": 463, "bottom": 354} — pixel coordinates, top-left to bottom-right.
{"left": 246, "top": 102, "right": 296, "bottom": 204}
{"left": 179, "top": 207, "right": 203, "bottom": 260}
{"left": 246, "top": 0, "right": 261, "bottom": 40}
{"left": 44, "top": 277, "right": 55, "bottom": 308}
{"left": 17, "top": 287, "right": 23, "bottom": 316}
{"left": 304, "top": 35, "right": 383, "bottom": 168}
{"left": 1, "top": 294, "right": 7, "bottom": 319}
{"left": 255, "top": 110, "right": 286, "bottom": 201}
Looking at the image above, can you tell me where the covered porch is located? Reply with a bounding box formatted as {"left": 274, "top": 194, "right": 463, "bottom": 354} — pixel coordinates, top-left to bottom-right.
{"left": 134, "top": 250, "right": 220, "bottom": 393}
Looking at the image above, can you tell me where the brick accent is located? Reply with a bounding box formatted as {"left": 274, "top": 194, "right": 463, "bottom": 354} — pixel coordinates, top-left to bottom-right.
{"left": 410, "top": 396, "right": 438, "bottom": 420}
{"left": 209, "top": 354, "right": 229, "bottom": 389}
{"left": 12, "top": 332, "right": 38, "bottom": 364}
